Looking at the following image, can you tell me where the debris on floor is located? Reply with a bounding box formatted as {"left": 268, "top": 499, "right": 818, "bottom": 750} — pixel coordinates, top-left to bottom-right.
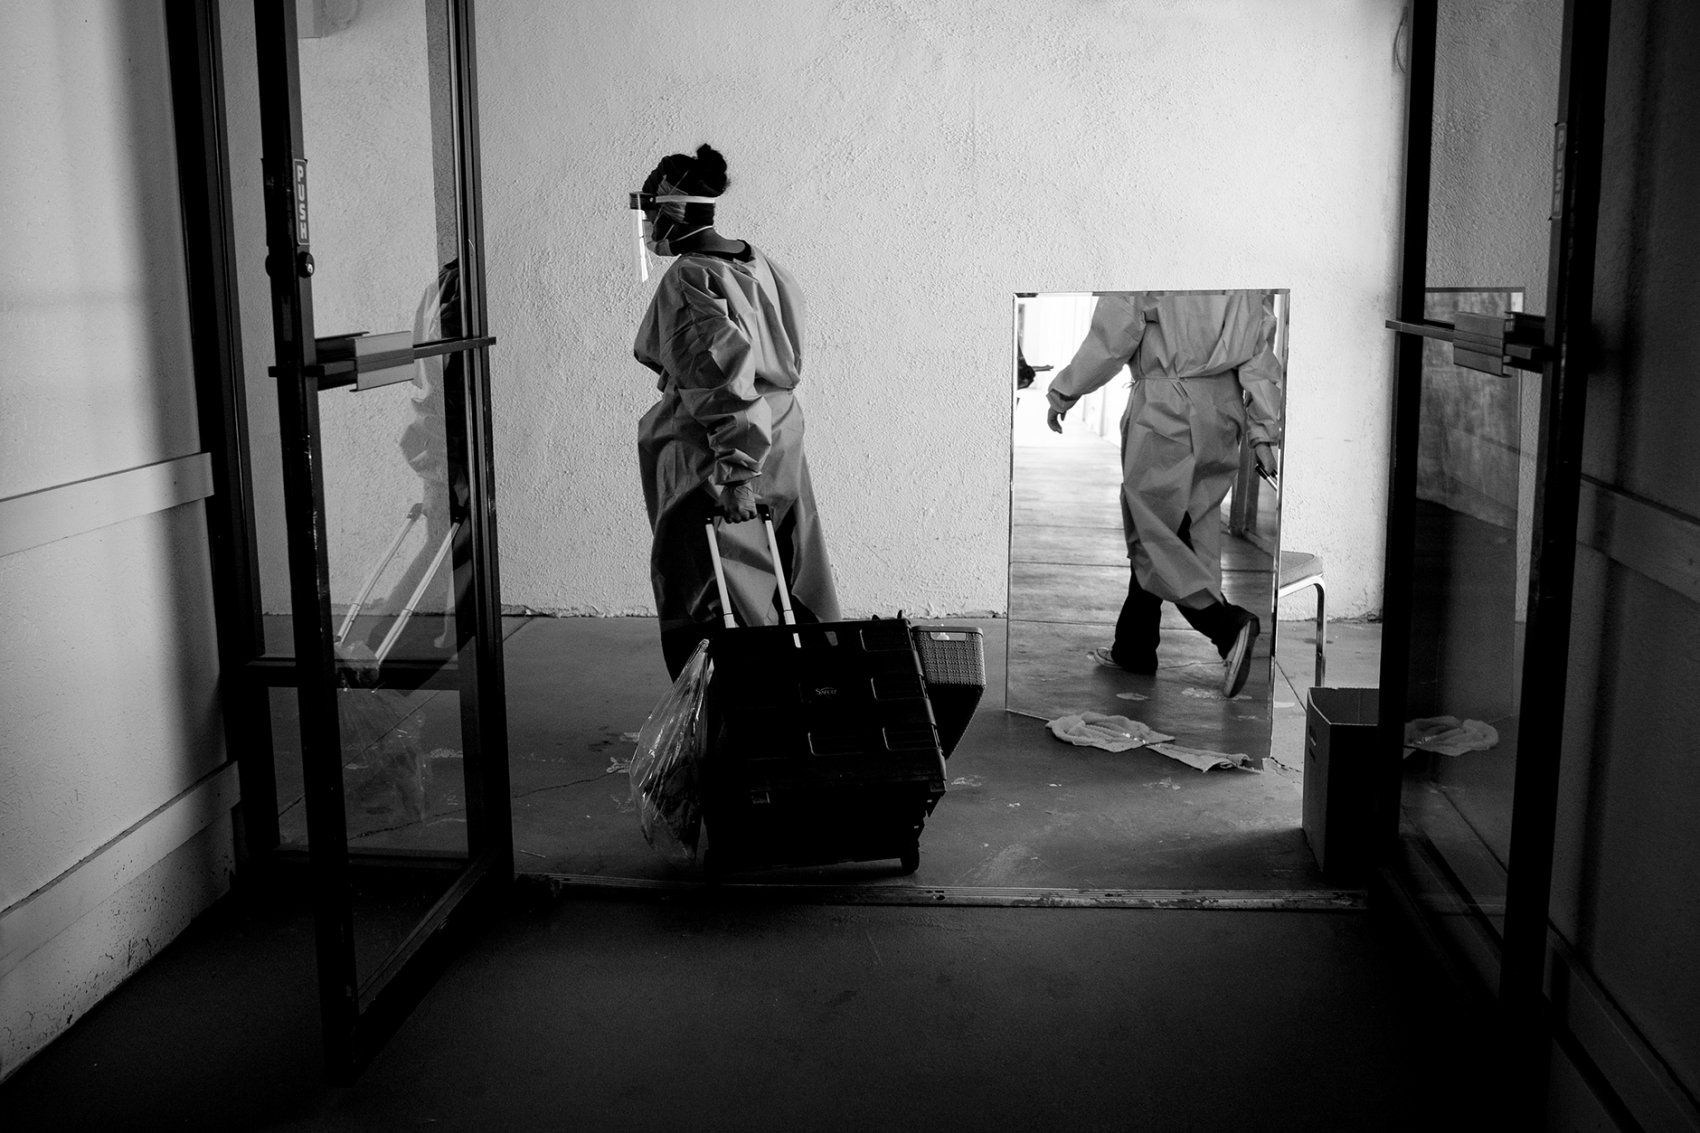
{"left": 1046, "top": 712, "right": 1175, "bottom": 752}
{"left": 1151, "top": 742, "right": 1261, "bottom": 773}
{"left": 1115, "top": 692, "right": 1149, "bottom": 702}
{"left": 1404, "top": 716, "right": 1499, "bottom": 757}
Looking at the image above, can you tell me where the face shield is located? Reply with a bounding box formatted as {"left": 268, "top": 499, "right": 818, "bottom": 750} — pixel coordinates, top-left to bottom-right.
{"left": 627, "top": 184, "right": 718, "bottom": 282}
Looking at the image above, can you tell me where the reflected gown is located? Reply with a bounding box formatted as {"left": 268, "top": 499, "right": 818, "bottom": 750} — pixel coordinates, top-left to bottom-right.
{"left": 635, "top": 243, "right": 839, "bottom": 675}
{"left": 1046, "top": 291, "right": 1283, "bottom": 610}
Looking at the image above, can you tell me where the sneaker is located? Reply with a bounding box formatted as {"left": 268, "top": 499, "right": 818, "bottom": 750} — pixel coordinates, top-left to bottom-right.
{"left": 1221, "top": 615, "right": 1261, "bottom": 698}
{"left": 1090, "top": 646, "right": 1157, "bottom": 675}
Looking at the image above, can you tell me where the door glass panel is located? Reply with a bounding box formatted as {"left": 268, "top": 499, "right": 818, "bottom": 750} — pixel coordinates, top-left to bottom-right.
{"left": 1396, "top": 0, "right": 1563, "bottom": 975}
{"left": 1423, "top": 0, "right": 1564, "bottom": 314}
{"left": 226, "top": 0, "right": 466, "bottom": 656}
{"left": 244, "top": 0, "right": 504, "bottom": 1070}
{"left": 272, "top": 685, "right": 468, "bottom": 855}
{"left": 323, "top": 356, "right": 470, "bottom": 980}
{"left": 1398, "top": 299, "right": 1541, "bottom": 949}
{"left": 298, "top": 0, "right": 463, "bottom": 343}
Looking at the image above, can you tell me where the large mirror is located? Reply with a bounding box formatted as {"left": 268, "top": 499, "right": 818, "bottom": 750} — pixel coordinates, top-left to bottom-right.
{"left": 1008, "top": 289, "right": 1289, "bottom": 766}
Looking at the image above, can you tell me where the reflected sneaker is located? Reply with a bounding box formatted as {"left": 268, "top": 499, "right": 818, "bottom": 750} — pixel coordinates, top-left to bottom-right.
{"left": 1090, "top": 646, "right": 1157, "bottom": 675}
{"left": 1221, "top": 615, "right": 1261, "bottom": 698}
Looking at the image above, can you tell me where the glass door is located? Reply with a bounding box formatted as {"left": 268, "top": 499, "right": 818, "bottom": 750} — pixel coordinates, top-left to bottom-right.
{"left": 1377, "top": 0, "right": 1609, "bottom": 1106}
{"left": 251, "top": 0, "right": 508, "bottom": 1078}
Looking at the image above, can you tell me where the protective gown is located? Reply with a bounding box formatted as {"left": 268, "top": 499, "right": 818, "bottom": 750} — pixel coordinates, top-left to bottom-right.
{"left": 635, "top": 245, "right": 839, "bottom": 667}
{"left": 1046, "top": 291, "right": 1283, "bottom": 610}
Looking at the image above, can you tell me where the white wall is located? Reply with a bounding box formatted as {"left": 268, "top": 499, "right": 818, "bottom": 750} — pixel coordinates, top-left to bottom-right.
{"left": 476, "top": 0, "right": 1410, "bottom": 620}
{"left": 0, "top": 0, "right": 234, "bottom": 1080}
{"left": 1426, "top": 0, "right": 1559, "bottom": 300}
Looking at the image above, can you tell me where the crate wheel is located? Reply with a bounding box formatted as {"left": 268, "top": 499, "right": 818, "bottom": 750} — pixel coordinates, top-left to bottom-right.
{"left": 899, "top": 844, "right": 920, "bottom": 874}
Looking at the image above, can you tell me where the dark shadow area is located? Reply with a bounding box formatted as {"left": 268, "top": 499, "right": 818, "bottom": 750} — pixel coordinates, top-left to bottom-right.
{"left": 0, "top": 869, "right": 1514, "bottom": 1131}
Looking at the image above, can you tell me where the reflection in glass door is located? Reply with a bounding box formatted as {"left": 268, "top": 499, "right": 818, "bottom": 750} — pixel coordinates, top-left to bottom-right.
{"left": 252, "top": 0, "right": 508, "bottom": 1078}
{"left": 1377, "top": 0, "right": 1610, "bottom": 1109}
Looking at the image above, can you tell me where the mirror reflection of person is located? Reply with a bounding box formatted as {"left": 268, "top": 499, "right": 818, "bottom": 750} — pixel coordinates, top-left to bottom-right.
{"left": 396, "top": 257, "right": 461, "bottom": 644}
{"left": 1045, "top": 290, "right": 1283, "bottom": 697}
{"left": 632, "top": 143, "right": 840, "bottom": 678}
{"left": 334, "top": 259, "right": 464, "bottom": 826}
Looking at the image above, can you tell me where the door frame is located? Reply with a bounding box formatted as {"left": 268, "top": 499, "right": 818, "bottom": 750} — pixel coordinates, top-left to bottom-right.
{"left": 1373, "top": 0, "right": 1611, "bottom": 1113}
{"left": 168, "top": 0, "right": 511, "bottom": 1079}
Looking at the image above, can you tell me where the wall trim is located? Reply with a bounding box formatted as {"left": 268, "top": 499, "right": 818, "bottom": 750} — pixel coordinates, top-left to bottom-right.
{"left": 0, "top": 761, "right": 240, "bottom": 979}
{"left": 1577, "top": 476, "right": 1700, "bottom": 605}
{"left": 0, "top": 453, "right": 215, "bottom": 560}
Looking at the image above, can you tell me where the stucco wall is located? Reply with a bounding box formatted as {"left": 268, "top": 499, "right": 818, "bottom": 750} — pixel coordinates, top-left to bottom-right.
{"left": 475, "top": 0, "right": 1409, "bottom": 619}
{"left": 0, "top": 0, "right": 232, "bottom": 1078}
{"left": 1425, "top": 0, "right": 1560, "bottom": 300}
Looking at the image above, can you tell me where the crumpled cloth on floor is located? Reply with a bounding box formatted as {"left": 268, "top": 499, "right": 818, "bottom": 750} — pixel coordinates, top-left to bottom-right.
{"left": 1151, "top": 742, "right": 1260, "bottom": 773}
{"left": 1404, "top": 715, "right": 1499, "bottom": 757}
{"left": 1047, "top": 713, "right": 1174, "bottom": 752}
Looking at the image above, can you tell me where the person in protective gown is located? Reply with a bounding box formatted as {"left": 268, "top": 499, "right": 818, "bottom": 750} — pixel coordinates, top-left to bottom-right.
{"left": 632, "top": 144, "right": 840, "bottom": 677}
{"left": 1045, "top": 290, "right": 1283, "bottom": 698}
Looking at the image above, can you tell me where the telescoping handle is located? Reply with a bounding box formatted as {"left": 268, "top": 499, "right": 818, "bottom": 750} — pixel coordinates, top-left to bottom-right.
{"left": 703, "top": 515, "right": 738, "bottom": 629}
{"left": 758, "top": 504, "right": 798, "bottom": 628}
{"left": 336, "top": 503, "right": 425, "bottom": 646}
{"left": 701, "top": 504, "right": 797, "bottom": 632}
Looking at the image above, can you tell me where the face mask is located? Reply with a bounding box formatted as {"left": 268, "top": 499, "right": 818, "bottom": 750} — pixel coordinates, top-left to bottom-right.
{"left": 628, "top": 184, "right": 718, "bottom": 282}
{"left": 645, "top": 215, "right": 709, "bottom": 257}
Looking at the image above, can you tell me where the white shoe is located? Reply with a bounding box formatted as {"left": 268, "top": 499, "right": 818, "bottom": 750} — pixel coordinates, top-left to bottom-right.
{"left": 1221, "top": 617, "right": 1261, "bottom": 698}
{"left": 1090, "top": 647, "right": 1157, "bottom": 675}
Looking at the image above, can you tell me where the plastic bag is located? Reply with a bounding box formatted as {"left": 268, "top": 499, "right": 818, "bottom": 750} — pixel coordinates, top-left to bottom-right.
{"left": 628, "top": 639, "right": 713, "bottom": 860}
{"left": 340, "top": 686, "right": 433, "bottom": 824}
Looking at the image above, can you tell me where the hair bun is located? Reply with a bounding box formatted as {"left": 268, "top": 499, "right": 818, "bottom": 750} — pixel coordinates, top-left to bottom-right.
{"left": 691, "top": 143, "right": 729, "bottom": 195}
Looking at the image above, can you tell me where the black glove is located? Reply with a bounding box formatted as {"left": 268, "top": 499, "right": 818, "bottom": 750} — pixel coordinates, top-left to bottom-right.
{"left": 721, "top": 482, "right": 758, "bottom": 523}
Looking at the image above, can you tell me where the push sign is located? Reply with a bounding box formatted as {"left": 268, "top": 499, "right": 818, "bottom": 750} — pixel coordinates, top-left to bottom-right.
{"left": 293, "top": 159, "right": 310, "bottom": 244}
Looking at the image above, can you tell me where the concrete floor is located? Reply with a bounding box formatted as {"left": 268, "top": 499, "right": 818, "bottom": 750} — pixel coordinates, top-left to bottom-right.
{"left": 490, "top": 614, "right": 1379, "bottom": 893}
{"left": 457, "top": 420, "right": 1376, "bottom": 893}
{"left": 272, "top": 609, "right": 1378, "bottom": 896}
{"left": 0, "top": 874, "right": 1512, "bottom": 1131}
{"left": 0, "top": 433, "right": 1483, "bottom": 1129}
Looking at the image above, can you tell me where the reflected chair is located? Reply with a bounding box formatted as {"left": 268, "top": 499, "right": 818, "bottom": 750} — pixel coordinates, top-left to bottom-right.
{"left": 1277, "top": 551, "right": 1326, "bottom": 687}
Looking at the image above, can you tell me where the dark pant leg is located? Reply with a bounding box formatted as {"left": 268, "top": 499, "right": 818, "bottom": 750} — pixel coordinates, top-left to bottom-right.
{"left": 1168, "top": 512, "right": 1255, "bottom": 656}
{"left": 1177, "top": 602, "right": 1249, "bottom": 656}
{"left": 770, "top": 507, "right": 827, "bottom": 626}
{"left": 1112, "top": 566, "right": 1162, "bottom": 671}
{"left": 660, "top": 623, "right": 714, "bottom": 681}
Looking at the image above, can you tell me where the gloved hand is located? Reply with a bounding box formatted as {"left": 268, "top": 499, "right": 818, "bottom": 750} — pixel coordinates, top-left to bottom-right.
{"left": 1254, "top": 442, "right": 1279, "bottom": 478}
{"left": 1047, "top": 407, "right": 1067, "bottom": 434}
{"left": 721, "top": 482, "right": 758, "bottom": 523}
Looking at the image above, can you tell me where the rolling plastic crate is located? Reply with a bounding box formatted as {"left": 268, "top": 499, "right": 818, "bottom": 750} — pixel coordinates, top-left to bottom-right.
{"left": 703, "top": 617, "right": 946, "bottom": 875}
{"left": 911, "top": 625, "right": 985, "bottom": 758}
